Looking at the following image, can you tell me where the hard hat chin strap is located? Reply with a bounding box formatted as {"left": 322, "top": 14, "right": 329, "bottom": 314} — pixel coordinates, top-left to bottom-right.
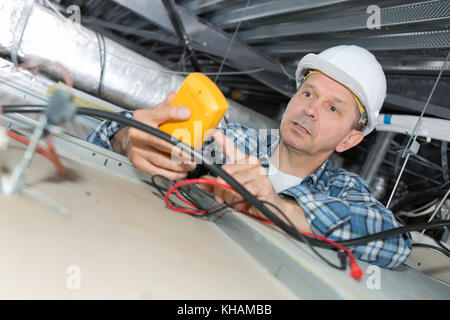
{"left": 358, "top": 111, "right": 368, "bottom": 129}
{"left": 354, "top": 96, "right": 368, "bottom": 128}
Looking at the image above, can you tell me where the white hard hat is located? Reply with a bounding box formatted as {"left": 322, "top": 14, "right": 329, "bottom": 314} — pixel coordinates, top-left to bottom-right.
{"left": 295, "top": 45, "right": 387, "bottom": 135}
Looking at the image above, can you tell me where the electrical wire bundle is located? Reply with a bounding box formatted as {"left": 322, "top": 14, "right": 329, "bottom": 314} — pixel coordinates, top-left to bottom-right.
{"left": 154, "top": 176, "right": 363, "bottom": 279}
{"left": 1, "top": 104, "right": 66, "bottom": 176}
{"left": 391, "top": 183, "right": 450, "bottom": 258}
{"left": 0, "top": 61, "right": 72, "bottom": 182}
{"left": 3, "top": 104, "right": 450, "bottom": 279}
{"left": 5, "top": 129, "right": 67, "bottom": 175}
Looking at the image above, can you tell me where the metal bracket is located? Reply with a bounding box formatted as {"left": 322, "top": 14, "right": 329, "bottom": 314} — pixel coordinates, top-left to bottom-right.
{"left": 3, "top": 114, "right": 48, "bottom": 196}
{"left": 400, "top": 131, "right": 421, "bottom": 159}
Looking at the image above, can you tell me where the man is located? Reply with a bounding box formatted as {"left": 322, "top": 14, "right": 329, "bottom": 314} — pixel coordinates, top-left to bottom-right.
{"left": 88, "top": 45, "right": 411, "bottom": 269}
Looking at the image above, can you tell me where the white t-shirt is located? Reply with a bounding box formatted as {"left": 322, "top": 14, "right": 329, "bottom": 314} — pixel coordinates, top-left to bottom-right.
{"left": 267, "top": 161, "right": 303, "bottom": 193}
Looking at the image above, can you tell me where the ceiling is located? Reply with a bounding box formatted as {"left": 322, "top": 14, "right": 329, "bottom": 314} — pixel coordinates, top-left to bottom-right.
{"left": 49, "top": 0, "right": 450, "bottom": 120}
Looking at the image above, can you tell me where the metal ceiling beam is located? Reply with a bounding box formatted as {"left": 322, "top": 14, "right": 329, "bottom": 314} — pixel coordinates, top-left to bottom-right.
{"left": 259, "top": 30, "right": 450, "bottom": 55}
{"left": 110, "top": 0, "right": 297, "bottom": 97}
{"left": 82, "top": 16, "right": 180, "bottom": 45}
{"left": 179, "top": 0, "right": 233, "bottom": 15}
{"left": 85, "top": 0, "right": 111, "bottom": 17}
{"left": 380, "top": 57, "right": 450, "bottom": 74}
{"left": 162, "top": 0, "right": 202, "bottom": 72}
{"left": 238, "top": 0, "right": 450, "bottom": 43}
{"left": 85, "top": 24, "right": 171, "bottom": 66}
{"left": 209, "top": 0, "right": 352, "bottom": 28}
{"left": 385, "top": 93, "right": 450, "bottom": 120}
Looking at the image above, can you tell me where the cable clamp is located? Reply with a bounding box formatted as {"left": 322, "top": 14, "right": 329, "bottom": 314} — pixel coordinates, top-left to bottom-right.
{"left": 399, "top": 132, "right": 421, "bottom": 158}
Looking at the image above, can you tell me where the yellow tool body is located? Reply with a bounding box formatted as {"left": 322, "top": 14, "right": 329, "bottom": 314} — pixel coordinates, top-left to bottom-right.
{"left": 159, "top": 73, "right": 229, "bottom": 150}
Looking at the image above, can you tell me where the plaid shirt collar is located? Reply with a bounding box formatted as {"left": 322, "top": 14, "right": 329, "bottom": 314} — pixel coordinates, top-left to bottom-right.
{"left": 261, "top": 134, "right": 331, "bottom": 188}
{"left": 305, "top": 160, "right": 330, "bottom": 186}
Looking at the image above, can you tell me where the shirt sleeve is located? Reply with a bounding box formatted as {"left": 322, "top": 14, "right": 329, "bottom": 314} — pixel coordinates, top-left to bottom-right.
{"left": 283, "top": 175, "right": 412, "bottom": 269}
{"left": 86, "top": 110, "right": 134, "bottom": 150}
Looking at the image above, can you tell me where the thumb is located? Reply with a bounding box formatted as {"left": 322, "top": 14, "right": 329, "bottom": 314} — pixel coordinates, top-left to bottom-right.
{"left": 152, "top": 92, "right": 191, "bottom": 125}
{"left": 197, "top": 175, "right": 216, "bottom": 192}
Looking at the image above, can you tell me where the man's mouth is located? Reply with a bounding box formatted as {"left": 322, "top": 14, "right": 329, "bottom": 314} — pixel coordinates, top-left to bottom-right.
{"left": 291, "top": 121, "right": 311, "bottom": 135}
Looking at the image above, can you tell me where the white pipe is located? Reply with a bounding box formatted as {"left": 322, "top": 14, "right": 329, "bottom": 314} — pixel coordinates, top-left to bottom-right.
{"left": 376, "top": 113, "right": 450, "bottom": 142}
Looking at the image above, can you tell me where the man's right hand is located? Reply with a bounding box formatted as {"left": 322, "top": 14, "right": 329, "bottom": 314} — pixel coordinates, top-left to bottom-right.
{"left": 111, "top": 92, "right": 197, "bottom": 180}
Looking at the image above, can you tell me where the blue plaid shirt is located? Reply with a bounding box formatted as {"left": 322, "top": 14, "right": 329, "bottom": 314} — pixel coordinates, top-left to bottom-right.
{"left": 87, "top": 111, "right": 412, "bottom": 269}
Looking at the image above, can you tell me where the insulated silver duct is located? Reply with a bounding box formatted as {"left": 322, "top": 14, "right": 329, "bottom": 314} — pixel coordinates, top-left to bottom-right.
{"left": 0, "top": 0, "right": 278, "bottom": 130}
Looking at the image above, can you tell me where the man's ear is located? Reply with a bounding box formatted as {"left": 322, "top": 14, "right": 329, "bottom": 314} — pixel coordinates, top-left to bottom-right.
{"left": 335, "top": 129, "right": 364, "bottom": 153}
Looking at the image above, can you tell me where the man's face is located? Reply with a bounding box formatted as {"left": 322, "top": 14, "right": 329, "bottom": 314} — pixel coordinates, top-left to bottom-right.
{"left": 280, "top": 72, "right": 364, "bottom": 157}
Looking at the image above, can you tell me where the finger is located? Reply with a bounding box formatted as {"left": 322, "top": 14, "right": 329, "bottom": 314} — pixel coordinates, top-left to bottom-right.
{"left": 134, "top": 97, "right": 191, "bottom": 128}
{"left": 211, "top": 131, "right": 247, "bottom": 165}
{"left": 223, "top": 188, "right": 244, "bottom": 209}
{"left": 248, "top": 205, "right": 265, "bottom": 219}
{"left": 240, "top": 179, "right": 266, "bottom": 199}
{"left": 215, "top": 165, "right": 259, "bottom": 205}
{"left": 128, "top": 127, "right": 195, "bottom": 163}
{"left": 132, "top": 155, "right": 188, "bottom": 181}
{"left": 130, "top": 146, "right": 196, "bottom": 173}
{"left": 197, "top": 175, "right": 215, "bottom": 193}
{"left": 220, "top": 165, "right": 268, "bottom": 201}
{"left": 214, "top": 176, "right": 229, "bottom": 204}
{"left": 220, "top": 165, "right": 254, "bottom": 190}
{"left": 214, "top": 185, "right": 225, "bottom": 204}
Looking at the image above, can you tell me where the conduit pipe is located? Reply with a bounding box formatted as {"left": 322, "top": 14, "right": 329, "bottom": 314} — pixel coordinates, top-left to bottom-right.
{"left": 377, "top": 113, "right": 450, "bottom": 143}
{"left": 0, "top": 0, "right": 278, "bottom": 130}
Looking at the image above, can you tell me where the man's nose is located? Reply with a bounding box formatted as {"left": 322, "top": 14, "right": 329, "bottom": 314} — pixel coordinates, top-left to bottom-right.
{"left": 303, "top": 100, "right": 319, "bottom": 120}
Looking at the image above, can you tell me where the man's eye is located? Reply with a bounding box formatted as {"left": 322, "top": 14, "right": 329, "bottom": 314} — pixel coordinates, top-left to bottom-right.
{"left": 330, "top": 105, "right": 338, "bottom": 112}
{"left": 303, "top": 91, "right": 312, "bottom": 98}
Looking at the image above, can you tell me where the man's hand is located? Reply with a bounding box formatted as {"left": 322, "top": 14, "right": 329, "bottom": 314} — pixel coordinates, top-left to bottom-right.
{"left": 202, "top": 131, "right": 312, "bottom": 233}
{"left": 111, "top": 92, "right": 197, "bottom": 180}
{"left": 202, "top": 131, "right": 281, "bottom": 213}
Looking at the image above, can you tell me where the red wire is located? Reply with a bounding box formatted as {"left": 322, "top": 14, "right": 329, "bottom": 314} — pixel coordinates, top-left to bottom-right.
{"left": 45, "top": 135, "right": 68, "bottom": 175}
{"left": 174, "top": 189, "right": 197, "bottom": 208}
{"left": 165, "top": 178, "right": 363, "bottom": 280}
{"left": 6, "top": 130, "right": 67, "bottom": 176}
{"left": 0, "top": 63, "right": 70, "bottom": 176}
{"left": 165, "top": 178, "right": 235, "bottom": 214}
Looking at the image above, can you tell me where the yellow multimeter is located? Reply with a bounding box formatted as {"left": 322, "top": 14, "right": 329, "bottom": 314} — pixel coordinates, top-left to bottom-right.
{"left": 158, "top": 73, "right": 229, "bottom": 150}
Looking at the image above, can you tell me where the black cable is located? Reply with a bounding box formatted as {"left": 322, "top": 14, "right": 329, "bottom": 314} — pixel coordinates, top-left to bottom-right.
{"left": 150, "top": 174, "right": 286, "bottom": 221}
{"left": 3, "top": 105, "right": 450, "bottom": 249}
{"left": 336, "top": 220, "right": 450, "bottom": 248}
{"left": 149, "top": 175, "right": 199, "bottom": 213}
{"left": 412, "top": 243, "right": 450, "bottom": 258}
{"left": 260, "top": 200, "right": 346, "bottom": 270}
{"left": 72, "top": 107, "right": 323, "bottom": 251}
{"left": 1, "top": 105, "right": 44, "bottom": 113}
{"left": 147, "top": 174, "right": 346, "bottom": 270}
{"left": 150, "top": 174, "right": 214, "bottom": 216}
{"left": 149, "top": 175, "right": 171, "bottom": 198}
{"left": 149, "top": 175, "right": 214, "bottom": 215}
{"left": 435, "top": 238, "right": 450, "bottom": 256}
{"left": 391, "top": 185, "right": 449, "bottom": 214}
{"left": 151, "top": 171, "right": 450, "bottom": 267}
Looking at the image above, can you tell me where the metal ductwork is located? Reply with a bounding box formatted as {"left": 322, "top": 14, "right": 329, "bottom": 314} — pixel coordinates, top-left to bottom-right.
{"left": 0, "top": 0, "right": 278, "bottom": 130}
